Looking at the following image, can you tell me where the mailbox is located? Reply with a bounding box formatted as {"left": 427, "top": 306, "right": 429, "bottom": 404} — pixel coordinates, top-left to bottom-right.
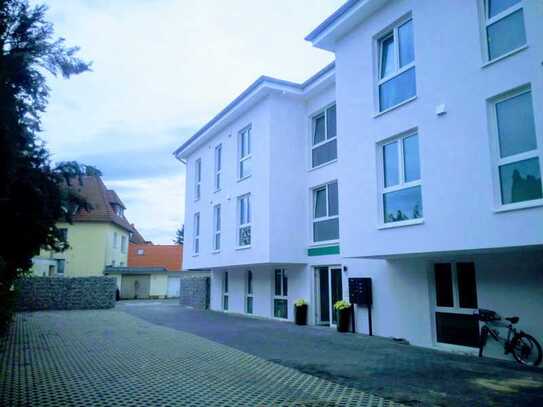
{"left": 348, "top": 278, "right": 372, "bottom": 306}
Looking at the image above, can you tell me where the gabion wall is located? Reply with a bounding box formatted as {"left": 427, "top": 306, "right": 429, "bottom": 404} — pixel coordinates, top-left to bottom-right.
{"left": 179, "top": 275, "right": 210, "bottom": 310}
{"left": 15, "top": 277, "right": 116, "bottom": 311}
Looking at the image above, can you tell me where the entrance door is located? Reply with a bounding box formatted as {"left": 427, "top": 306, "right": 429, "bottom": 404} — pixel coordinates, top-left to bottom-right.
{"left": 433, "top": 262, "right": 479, "bottom": 348}
{"left": 315, "top": 266, "right": 343, "bottom": 326}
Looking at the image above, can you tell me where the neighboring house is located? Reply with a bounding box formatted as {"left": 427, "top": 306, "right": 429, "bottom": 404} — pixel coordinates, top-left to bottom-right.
{"left": 32, "top": 175, "right": 133, "bottom": 277}
{"left": 105, "top": 240, "right": 183, "bottom": 299}
{"left": 174, "top": 0, "right": 543, "bottom": 361}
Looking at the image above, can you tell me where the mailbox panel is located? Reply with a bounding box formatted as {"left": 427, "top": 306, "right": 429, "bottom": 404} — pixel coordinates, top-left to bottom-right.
{"left": 348, "top": 278, "right": 372, "bottom": 306}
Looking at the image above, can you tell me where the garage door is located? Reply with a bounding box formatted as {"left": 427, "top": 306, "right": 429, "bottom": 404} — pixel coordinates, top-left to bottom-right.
{"left": 121, "top": 275, "right": 150, "bottom": 299}
{"left": 167, "top": 277, "right": 180, "bottom": 298}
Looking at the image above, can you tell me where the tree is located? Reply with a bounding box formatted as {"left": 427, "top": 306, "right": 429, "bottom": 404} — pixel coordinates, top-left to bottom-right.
{"left": 174, "top": 225, "right": 184, "bottom": 245}
{"left": 0, "top": 0, "right": 91, "bottom": 332}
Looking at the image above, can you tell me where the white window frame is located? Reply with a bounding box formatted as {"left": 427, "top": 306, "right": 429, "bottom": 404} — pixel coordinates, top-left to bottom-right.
{"left": 489, "top": 86, "right": 543, "bottom": 212}
{"left": 137, "top": 248, "right": 144, "bottom": 256}
{"left": 214, "top": 144, "right": 222, "bottom": 191}
{"left": 193, "top": 212, "right": 200, "bottom": 255}
{"left": 378, "top": 131, "right": 423, "bottom": 228}
{"left": 237, "top": 194, "right": 251, "bottom": 248}
{"left": 312, "top": 181, "right": 339, "bottom": 244}
{"left": 376, "top": 16, "right": 416, "bottom": 113}
{"left": 310, "top": 103, "right": 337, "bottom": 169}
{"left": 194, "top": 158, "right": 202, "bottom": 201}
{"left": 238, "top": 126, "right": 252, "bottom": 181}
{"left": 481, "top": 0, "right": 526, "bottom": 63}
{"left": 273, "top": 268, "right": 288, "bottom": 320}
{"left": 245, "top": 270, "right": 253, "bottom": 314}
{"left": 213, "top": 204, "right": 221, "bottom": 252}
{"left": 223, "top": 271, "right": 229, "bottom": 311}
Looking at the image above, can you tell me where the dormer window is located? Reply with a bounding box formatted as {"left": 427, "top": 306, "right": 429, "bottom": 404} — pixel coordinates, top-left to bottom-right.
{"left": 112, "top": 204, "right": 124, "bottom": 217}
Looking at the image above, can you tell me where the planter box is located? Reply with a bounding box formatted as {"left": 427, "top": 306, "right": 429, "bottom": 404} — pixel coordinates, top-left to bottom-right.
{"left": 294, "top": 304, "right": 308, "bottom": 325}
{"left": 337, "top": 307, "right": 351, "bottom": 332}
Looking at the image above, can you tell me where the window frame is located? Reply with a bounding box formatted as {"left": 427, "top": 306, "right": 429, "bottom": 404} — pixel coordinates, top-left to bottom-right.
{"left": 214, "top": 144, "right": 222, "bottom": 192}
{"left": 311, "top": 181, "right": 340, "bottom": 244}
{"left": 193, "top": 212, "right": 200, "bottom": 255}
{"left": 310, "top": 103, "right": 337, "bottom": 169}
{"left": 433, "top": 262, "right": 478, "bottom": 314}
{"left": 238, "top": 125, "right": 252, "bottom": 181}
{"left": 237, "top": 194, "right": 252, "bottom": 248}
{"left": 378, "top": 130, "right": 423, "bottom": 228}
{"left": 121, "top": 235, "right": 127, "bottom": 254}
{"left": 482, "top": 0, "right": 526, "bottom": 63}
{"left": 245, "top": 270, "right": 253, "bottom": 314}
{"left": 194, "top": 158, "right": 202, "bottom": 201}
{"left": 213, "top": 204, "right": 221, "bottom": 252}
{"left": 273, "top": 268, "right": 288, "bottom": 320}
{"left": 223, "top": 271, "right": 229, "bottom": 311}
{"left": 489, "top": 86, "right": 543, "bottom": 211}
{"left": 376, "top": 16, "right": 416, "bottom": 113}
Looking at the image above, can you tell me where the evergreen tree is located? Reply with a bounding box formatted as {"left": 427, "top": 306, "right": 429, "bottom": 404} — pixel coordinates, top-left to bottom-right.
{"left": 174, "top": 225, "right": 184, "bottom": 245}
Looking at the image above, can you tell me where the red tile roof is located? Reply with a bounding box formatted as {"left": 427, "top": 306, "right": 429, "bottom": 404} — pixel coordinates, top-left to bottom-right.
{"left": 128, "top": 244, "right": 183, "bottom": 272}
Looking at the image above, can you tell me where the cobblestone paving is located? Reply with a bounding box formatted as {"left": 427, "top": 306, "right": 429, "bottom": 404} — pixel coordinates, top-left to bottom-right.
{"left": 0, "top": 311, "right": 402, "bottom": 406}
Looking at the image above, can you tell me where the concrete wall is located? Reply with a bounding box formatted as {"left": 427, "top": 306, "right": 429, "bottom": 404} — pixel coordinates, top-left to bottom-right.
{"left": 179, "top": 275, "right": 210, "bottom": 309}
{"left": 16, "top": 277, "right": 116, "bottom": 311}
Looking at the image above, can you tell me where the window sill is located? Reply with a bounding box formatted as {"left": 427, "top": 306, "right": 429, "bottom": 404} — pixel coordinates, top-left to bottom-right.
{"left": 214, "top": 188, "right": 222, "bottom": 193}
{"left": 235, "top": 245, "right": 252, "bottom": 251}
{"left": 493, "top": 199, "right": 543, "bottom": 213}
{"left": 374, "top": 96, "right": 417, "bottom": 118}
{"left": 212, "top": 250, "right": 221, "bottom": 254}
{"left": 308, "top": 159, "right": 338, "bottom": 172}
{"left": 192, "top": 254, "right": 199, "bottom": 257}
{"left": 481, "top": 44, "right": 528, "bottom": 69}
{"left": 308, "top": 240, "right": 339, "bottom": 248}
{"left": 237, "top": 175, "right": 251, "bottom": 183}
{"left": 377, "top": 218, "right": 424, "bottom": 230}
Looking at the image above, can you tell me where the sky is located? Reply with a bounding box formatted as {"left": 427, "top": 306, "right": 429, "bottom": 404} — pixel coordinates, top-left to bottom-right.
{"left": 40, "top": 0, "right": 343, "bottom": 244}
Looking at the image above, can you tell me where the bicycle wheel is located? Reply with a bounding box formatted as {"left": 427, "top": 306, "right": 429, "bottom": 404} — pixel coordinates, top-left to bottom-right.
{"left": 511, "top": 333, "right": 542, "bottom": 367}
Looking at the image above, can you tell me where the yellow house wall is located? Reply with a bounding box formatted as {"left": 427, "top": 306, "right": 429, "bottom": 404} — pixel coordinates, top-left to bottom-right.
{"left": 32, "top": 222, "right": 129, "bottom": 277}
{"left": 150, "top": 274, "right": 168, "bottom": 298}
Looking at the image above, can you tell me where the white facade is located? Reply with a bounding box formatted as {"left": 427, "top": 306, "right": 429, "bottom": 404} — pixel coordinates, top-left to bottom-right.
{"left": 176, "top": 0, "right": 543, "bottom": 361}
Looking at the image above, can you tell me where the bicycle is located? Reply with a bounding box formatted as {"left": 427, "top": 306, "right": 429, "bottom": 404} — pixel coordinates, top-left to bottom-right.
{"left": 475, "top": 308, "right": 542, "bottom": 367}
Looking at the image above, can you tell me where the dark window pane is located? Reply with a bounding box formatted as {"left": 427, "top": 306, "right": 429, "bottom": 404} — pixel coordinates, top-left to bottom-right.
{"left": 313, "top": 114, "right": 326, "bottom": 145}
{"left": 383, "top": 141, "right": 399, "bottom": 187}
{"left": 434, "top": 263, "right": 453, "bottom": 307}
{"left": 435, "top": 312, "right": 480, "bottom": 348}
{"left": 379, "top": 67, "right": 416, "bottom": 111}
{"left": 312, "top": 139, "right": 337, "bottom": 167}
{"left": 318, "top": 267, "right": 330, "bottom": 323}
{"left": 487, "top": 9, "right": 526, "bottom": 60}
{"left": 314, "top": 218, "right": 339, "bottom": 242}
{"left": 223, "top": 295, "right": 228, "bottom": 311}
{"left": 283, "top": 272, "right": 288, "bottom": 297}
{"left": 380, "top": 35, "right": 394, "bottom": 78}
{"left": 224, "top": 272, "right": 228, "bottom": 293}
{"left": 314, "top": 188, "right": 327, "bottom": 218}
{"left": 383, "top": 186, "right": 423, "bottom": 223}
{"left": 246, "top": 297, "right": 253, "bottom": 314}
{"left": 457, "top": 262, "right": 478, "bottom": 309}
{"left": 274, "top": 269, "right": 281, "bottom": 296}
{"left": 326, "top": 105, "right": 337, "bottom": 140}
{"left": 398, "top": 19, "right": 414, "bottom": 67}
{"left": 403, "top": 135, "right": 420, "bottom": 182}
{"left": 496, "top": 92, "right": 536, "bottom": 158}
{"left": 328, "top": 182, "right": 338, "bottom": 216}
{"left": 488, "top": 0, "right": 521, "bottom": 18}
{"left": 57, "top": 259, "right": 65, "bottom": 274}
{"left": 247, "top": 270, "right": 252, "bottom": 294}
{"left": 274, "top": 299, "right": 288, "bottom": 319}
{"left": 331, "top": 268, "right": 343, "bottom": 325}
{"left": 499, "top": 158, "right": 542, "bottom": 204}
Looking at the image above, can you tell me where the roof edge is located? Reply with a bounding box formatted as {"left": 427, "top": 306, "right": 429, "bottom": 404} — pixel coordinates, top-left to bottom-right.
{"left": 305, "top": 0, "right": 361, "bottom": 42}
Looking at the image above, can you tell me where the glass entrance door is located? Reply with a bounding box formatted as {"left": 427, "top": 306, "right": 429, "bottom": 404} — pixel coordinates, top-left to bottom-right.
{"left": 315, "top": 266, "right": 343, "bottom": 326}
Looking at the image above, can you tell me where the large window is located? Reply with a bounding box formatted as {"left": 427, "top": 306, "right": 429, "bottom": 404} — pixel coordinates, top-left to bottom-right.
{"left": 195, "top": 158, "right": 202, "bottom": 201}
{"left": 239, "top": 126, "right": 252, "bottom": 179}
{"left": 491, "top": 88, "right": 542, "bottom": 207}
{"left": 273, "top": 269, "right": 288, "bottom": 319}
{"left": 313, "top": 181, "right": 339, "bottom": 242}
{"left": 312, "top": 104, "right": 337, "bottom": 168}
{"left": 214, "top": 144, "right": 222, "bottom": 191}
{"left": 238, "top": 194, "right": 251, "bottom": 247}
{"left": 223, "top": 271, "right": 229, "bottom": 311}
{"left": 377, "top": 18, "right": 416, "bottom": 112}
{"left": 121, "top": 236, "right": 127, "bottom": 253}
{"left": 246, "top": 270, "right": 253, "bottom": 314}
{"left": 484, "top": 0, "right": 526, "bottom": 61}
{"left": 381, "top": 133, "right": 422, "bottom": 224}
{"left": 193, "top": 212, "right": 200, "bottom": 255}
{"left": 113, "top": 232, "right": 118, "bottom": 248}
{"left": 213, "top": 204, "right": 221, "bottom": 251}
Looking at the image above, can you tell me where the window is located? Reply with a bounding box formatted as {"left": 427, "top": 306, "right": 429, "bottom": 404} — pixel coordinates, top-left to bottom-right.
{"left": 223, "top": 272, "right": 229, "bottom": 311}
{"left": 193, "top": 213, "right": 200, "bottom": 255}
{"left": 121, "top": 236, "right": 127, "bottom": 253}
{"left": 194, "top": 158, "right": 202, "bottom": 201}
{"left": 484, "top": 0, "right": 526, "bottom": 61}
{"left": 238, "top": 194, "right": 251, "bottom": 247}
{"left": 313, "top": 181, "right": 339, "bottom": 242}
{"left": 59, "top": 228, "right": 68, "bottom": 241}
{"left": 273, "top": 269, "right": 288, "bottom": 319}
{"left": 239, "top": 126, "right": 252, "bottom": 179}
{"left": 137, "top": 248, "right": 144, "bottom": 256}
{"left": 491, "top": 89, "right": 542, "bottom": 207}
{"left": 381, "top": 133, "right": 423, "bottom": 224}
{"left": 214, "top": 144, "right": 222, "bottom": 191}
{"left": 113, "top": 232, "right": 118, "bottom": 248}
{"left": 312, "top": 105, "right": 337, "bottom": 168}
{"left": 246, "top": 270, "right": 253, "bottom": 314}
{"left": 213, "top": 204, "right": 221, "bottom": 251}
{"left": 377, "top": 18, "right": 416, "bottom": 112}
{"left": 57, "top": 259, "right": 65, "bottom": 275}
{"left": 113, "top": 205, "right": 123, "bottom": 217}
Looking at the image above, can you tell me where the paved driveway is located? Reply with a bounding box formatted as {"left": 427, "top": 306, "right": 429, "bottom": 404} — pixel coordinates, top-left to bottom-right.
{"left": 1, "top": 309, "right": 399, "bottom": 406}
{"left": 119, "top": 300, "right": 543, "bottom": 406}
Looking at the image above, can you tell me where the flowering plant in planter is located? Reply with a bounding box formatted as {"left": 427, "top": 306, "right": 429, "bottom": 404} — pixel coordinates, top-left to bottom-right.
{"left": 334, "top": 300, "right": 352, "bottom": 332}
{"left": 333, "top": 300, "right": 351, "bottom": 311}
{"left": 294, "top": 299, "right": 308, "bottom": 325}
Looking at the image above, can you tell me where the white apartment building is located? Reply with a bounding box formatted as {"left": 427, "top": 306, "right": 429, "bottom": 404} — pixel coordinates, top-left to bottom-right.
{"left": 175, "top": 0, "right": 543, "bottom": 360}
